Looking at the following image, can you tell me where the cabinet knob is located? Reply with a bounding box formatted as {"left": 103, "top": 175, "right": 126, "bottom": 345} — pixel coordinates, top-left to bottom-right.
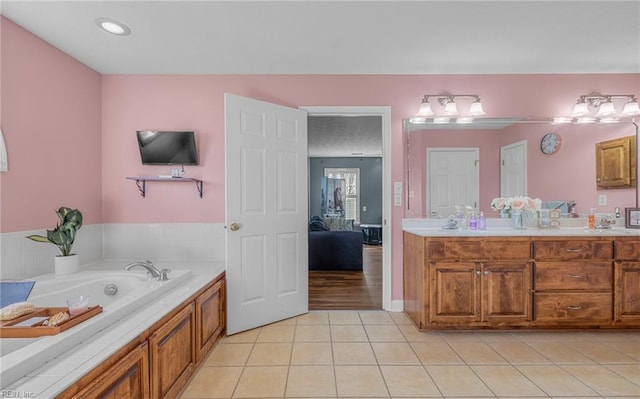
{"left": 484, "top": 270, "right": 490, "bottom": 275}
{"left": 476, "top": 270, "right": 481, "bottom": 275}
{"left": 566, "top": 305, "right": 583, "bottom": 310}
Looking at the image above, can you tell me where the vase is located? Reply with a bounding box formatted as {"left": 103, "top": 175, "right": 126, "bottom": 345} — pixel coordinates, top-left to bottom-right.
{"left": 500, "top": 209, "right": 511, "bottom": 218}
{"left": 54, "top": 254, "right": 79, "bottom": 275}
{"left": 512, "top": 210, "right": 526, "bottom": 230}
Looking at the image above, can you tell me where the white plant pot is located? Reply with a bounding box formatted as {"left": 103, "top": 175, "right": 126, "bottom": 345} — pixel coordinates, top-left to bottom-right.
{"left": 54, "top": 254, "right": 79, "bottom": 275}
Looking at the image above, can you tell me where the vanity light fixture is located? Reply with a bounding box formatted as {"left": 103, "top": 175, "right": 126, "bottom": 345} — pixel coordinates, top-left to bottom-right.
{"left": 570, "top": 93, "right": 640, "bottom": 118}
{"left": 416, "top": 94, "right": 486, "bottom": 119}
{"left": 95, "top": 17, "right": 131, "bottom": 36}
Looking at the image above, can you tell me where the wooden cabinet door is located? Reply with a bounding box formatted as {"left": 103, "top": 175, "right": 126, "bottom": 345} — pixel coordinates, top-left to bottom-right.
{"left": 615, "top": 261, "right": 640, "bottom": 322}
{"left": 595, "top": 135, "right": 636, "bottom": 189}
{"left": 195, "top": 278, "right": 225, "bottom": 362}
{"left": 430, "top": 262, "right": 481, "bottom": 323}
{"left": 482, "top": 262, "right": 532, "bottom": 322}
{"left": 149, "top": 303, "right": 195, "bottom": 399}
{"left": 70, "top": 342, "right": 150, "bottom": 399}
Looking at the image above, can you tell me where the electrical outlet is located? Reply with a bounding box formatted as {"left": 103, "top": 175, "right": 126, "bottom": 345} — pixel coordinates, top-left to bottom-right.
{"left": 362, "top": 206, "right": 367, "bottom": 212}
{"left": 598, "top": 195, "right": 607, "bottom": 206}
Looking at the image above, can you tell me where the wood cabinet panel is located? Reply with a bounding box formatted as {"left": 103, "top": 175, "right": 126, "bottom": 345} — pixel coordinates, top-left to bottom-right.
{"left": 429, "top": 238, "right": 530, "bottom": 261}
{"left": 595, "top": 135, "right": 636, "bottom": 189}
{"left": 70, "top": 342, "right": 149, "bottom": 399}
{"left": 430, "top": 262, "right": 481, "bottom": 322}
{"left": 149, "top": 303, "right": 195, "bottom": 399}
{"left": 614, "top": 262, "right": 640, "bottom": 321}
{"left": 533, "top": 240, "right": 613, "bottom": 260}
{"left": 535, "top": 262, "right": 612, "bottom": 291}
{"left": 195, "top": 279, "right": 225, "bottom": 362}
{"left": 403, "top": 232, "right": 426, "bottom": 327}
{"left": 534, "top": 293, "right": 612, "bottom": 322}
{"left": 615, "top": 239, "right": 640, "bottom": 260}
{"left": 483, "top": 262, "right": 532, "bottom": 321}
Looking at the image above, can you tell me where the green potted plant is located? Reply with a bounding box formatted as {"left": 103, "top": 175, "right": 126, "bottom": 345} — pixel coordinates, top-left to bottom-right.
{"left": 27, "top": 207, "right": 83, "bottom": 275}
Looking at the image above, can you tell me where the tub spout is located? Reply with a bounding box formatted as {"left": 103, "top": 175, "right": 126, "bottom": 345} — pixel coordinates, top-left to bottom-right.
{"left": 124, "top": 260, "right": 162, "bottom": 279}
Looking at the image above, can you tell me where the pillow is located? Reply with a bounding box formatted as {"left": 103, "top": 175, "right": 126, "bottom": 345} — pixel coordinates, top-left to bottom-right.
{"left": 309, "top": 216, "right": 329, "bottom": 231}
{"left": 323, "top": 217, "right": 354, "bottom": 231}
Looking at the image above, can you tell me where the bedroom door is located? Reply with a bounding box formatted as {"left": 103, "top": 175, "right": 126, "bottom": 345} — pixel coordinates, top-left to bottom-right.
{"left": 225, "top": 93, "right": 309, "bottom": 335}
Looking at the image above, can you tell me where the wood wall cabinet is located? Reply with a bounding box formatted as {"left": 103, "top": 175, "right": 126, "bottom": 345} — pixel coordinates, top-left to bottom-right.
{"left": 595, "top": 135, "right": 636, "bottom": 189}
{"left": 403, "top": 233, "right": 640, "bottom": 329}
{"left": 615, "top": 238, "right": 640, "bottom": 322}
{"left": 59, "top": 273, "right": 226, "bottom": 399}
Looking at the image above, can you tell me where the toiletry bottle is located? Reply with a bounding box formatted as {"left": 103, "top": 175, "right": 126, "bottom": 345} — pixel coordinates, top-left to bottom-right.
{"left": 469, "top": 212, "right": 478, "bottom": 230}
{"left": 588, "top": 208, "right": 596, "bottom": 230}
{"left": 456, "top": 208, "right": 465, "bottom": 229}
{"left": 478, "top": 211, "right": 487, "bottom": 230}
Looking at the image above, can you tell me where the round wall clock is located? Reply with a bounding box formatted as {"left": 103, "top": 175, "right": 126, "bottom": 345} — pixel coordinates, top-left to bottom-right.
{"left": 540, "top": 132, "right": 561, "bottom": 155}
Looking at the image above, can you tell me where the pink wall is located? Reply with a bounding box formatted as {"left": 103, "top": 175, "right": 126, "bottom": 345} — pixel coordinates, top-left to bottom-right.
{"left": 3, "top": 18, "right": 639, "bottom": 300}
{"left": 1, "top": 18, "right": 102, "bottom": 232}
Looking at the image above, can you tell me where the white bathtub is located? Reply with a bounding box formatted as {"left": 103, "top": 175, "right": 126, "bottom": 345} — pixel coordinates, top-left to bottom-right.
{"left": 0, "top": 268, "right": 192, "bottom": 388}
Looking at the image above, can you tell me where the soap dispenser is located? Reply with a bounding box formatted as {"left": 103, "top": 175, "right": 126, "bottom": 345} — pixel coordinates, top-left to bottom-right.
{"left": 468, "top": 212, "right": 478, "bottom": 230}
{"left": 588, "top": 208, "right": 596, "bottom": 230}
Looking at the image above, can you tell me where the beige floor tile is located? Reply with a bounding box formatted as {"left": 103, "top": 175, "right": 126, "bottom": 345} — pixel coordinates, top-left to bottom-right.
{"left": 290, "top": 342, "right": 333, "bottom": 365}
{"left": 181, "top": 366, "right": 243, "bottom": 398}
{"left": 397, "top": 325, "right": 444, "bottom": 343}
{"left": 604, "top": 340, "right": 640, "bottom": 361}
{"left": 438, "top": 331, "right": 484, "bottom": 342}
{"left": 425, "top": 365, "right": 494, "bottom": 397}
{"left": 513, "top": 331, "right": 561, "bottom": 342}
{"left": 205, "top": 343, "right": 253, "bottom": 366}
{"left": 562, "top": 364, "right": 640, "bottom": 397}
{"left": 267, "top": 316, "right": 297, "bottom": 326}
{"left": 516, "top": 365, "right": 599, "bottom": 397}
{"left": 246, "top": 343, "right": 291, "bottom": 366}
{"left": 488, "top": 342, "right": 551, "bottom": 364}
{"left": 296, "top": 311, "right": 329, "bottom": 325}
{"left": 475, "top": 331, "right": 521, "bottom": 343}
{"left": 333, "top": 342, "right": 377, "bottom": 365}
{"left": 255, "top": 324, "right": 295, "bottom": 342}
{"left": 232, "top": 366, "right": 288, "bottom": 398}
{"left": 380, "top": 365, "right": 441, "bottom": 397}
{"left": 359, "top": 311, "right": 394, "bottom": 325}
{"left": 364, "top": 324, "right": 406, "bottom": 342}
{"left": 605, "top": 363, "right": 640, "bottom": 385}
{"left": 471, "top": 365, "right": 546, "bottom": 397}
{"left": 527, "top": 341, "right": 595, "bottom": 364}
{"left": 449, "top": 342, "right": 508, "bottom": 365}
{"left": 328, "top": 311, "right": 362, "bottom": 325}
{"left": 221, "top": 329, "right": 260, "bottom": 344}
{"left": 410, "top": 342, "right": 464, "bottom": 365}
{"left": 334, "top": 365, "right": 389, "bottom": 397}
{"left": 565, "top": 341, "right": 637, "bottom": 364}
{"left": 372, "top": 342, "right": 420, "bottom": 365}
{"left": 294, "top": 325, "right": 331, "bottom": 342}
{"left": 330, "top": 325, "right": 369, "bottom": 342}
{"left": 389, "top": 311, "right": 413, "bottom": 325}
{"left": 286, "top": 365, "right": 336, "bottom": 397}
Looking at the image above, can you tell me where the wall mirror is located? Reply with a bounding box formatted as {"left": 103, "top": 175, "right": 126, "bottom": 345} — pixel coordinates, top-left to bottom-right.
{"left": 404, "top": 118, "right": 638, "bottom": 219}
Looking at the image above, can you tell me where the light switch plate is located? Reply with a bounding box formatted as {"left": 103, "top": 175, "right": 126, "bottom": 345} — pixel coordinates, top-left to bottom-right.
{"left": 598, "top": 195, "right": 607, "bottom": 206}
{"left": 394, "top": 181, "right": 403, "bottom": 194}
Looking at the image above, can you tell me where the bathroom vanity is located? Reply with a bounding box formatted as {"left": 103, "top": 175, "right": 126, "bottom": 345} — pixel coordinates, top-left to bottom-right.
{"left": 403, "top": 229, "right": 640, "bottom": 330}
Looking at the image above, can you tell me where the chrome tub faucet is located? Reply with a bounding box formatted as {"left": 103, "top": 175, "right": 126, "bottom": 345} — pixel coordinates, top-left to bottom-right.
{"left": 124, "top": 260, "right": 171, "bottom": 281}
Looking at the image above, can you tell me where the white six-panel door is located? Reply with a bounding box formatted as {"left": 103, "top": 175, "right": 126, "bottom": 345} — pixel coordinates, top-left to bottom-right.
{"left": 426, "top": 148, "right": 479, "bottom": 217}
{"left": 225, "top": 94, "right": 308, "bottom": 335}
{"left": 500, "top": 140, "right": 528, "bottom": 197}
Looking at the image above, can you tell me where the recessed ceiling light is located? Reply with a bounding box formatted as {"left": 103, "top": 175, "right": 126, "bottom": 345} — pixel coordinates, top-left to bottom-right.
{"left": 95, "top": 17, "right": 131, "bottom": 36}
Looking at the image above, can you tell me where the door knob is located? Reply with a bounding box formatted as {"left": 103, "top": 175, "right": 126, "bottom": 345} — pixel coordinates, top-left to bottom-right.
{"left": 229, "top": 223, "right": 240, "bottom": 231}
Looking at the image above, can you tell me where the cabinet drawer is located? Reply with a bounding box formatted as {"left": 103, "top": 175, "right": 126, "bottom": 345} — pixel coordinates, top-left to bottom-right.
{"left": 533, "top": 240, "right": 612, "bottom": 260}
{"left": 534, "top": 293, "right": 612, "bottom": 322}
{"left": 535, "top": 262, "right": 612, "bottom": 291}
{"left": 615, "top": 239, "right": 640, "bottom": 260}
{"left": 429, "top": 239, "right": 530, "bottom": 261}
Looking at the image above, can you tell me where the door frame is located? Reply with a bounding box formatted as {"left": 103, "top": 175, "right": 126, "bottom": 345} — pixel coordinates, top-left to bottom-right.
{"left": 300, "top": 106, "right": 393, "bottom": 311}
{"left": 426, "top": 147, "right": 480, "bottom": 216}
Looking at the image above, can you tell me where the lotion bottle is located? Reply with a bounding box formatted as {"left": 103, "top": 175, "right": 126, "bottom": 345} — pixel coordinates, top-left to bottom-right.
{"left": 468, "top": 213, "right": 478, "bottom": 230}
{"left": 588, "top": 208, "right": 596, "bottom": 230}
{"left": 478, "top": 211, "right": 487, "bottom": 230}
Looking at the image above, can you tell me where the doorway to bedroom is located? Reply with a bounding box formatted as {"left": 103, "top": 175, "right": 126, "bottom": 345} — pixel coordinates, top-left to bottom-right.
{"left": 306, "top": 113, "right": 385, "bottom": 310}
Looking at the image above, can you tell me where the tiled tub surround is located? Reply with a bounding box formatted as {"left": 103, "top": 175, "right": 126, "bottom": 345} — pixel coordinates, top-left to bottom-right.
{"left": 0, "top": 261, "right": 225, "bottom": 396}
{"left": 0, "top": 223, "right": 226, "bottom": 279}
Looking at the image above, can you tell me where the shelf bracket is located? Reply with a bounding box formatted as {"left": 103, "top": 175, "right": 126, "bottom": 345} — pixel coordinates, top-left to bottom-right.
{"left": 135, "top": 179, "right": 146, "bottom": 198}
{"left": 195, "top": 180, "right": 203, "bottom": 198}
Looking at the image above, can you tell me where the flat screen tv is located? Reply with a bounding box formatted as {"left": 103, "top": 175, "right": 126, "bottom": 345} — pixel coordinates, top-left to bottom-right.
{"left": 136, "top": 130, "right": 198, "bottom": 165}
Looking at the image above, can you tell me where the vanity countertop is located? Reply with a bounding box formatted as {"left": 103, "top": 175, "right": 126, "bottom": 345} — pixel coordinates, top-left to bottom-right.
{"left": 403, "top": 226, "right": 640, "bottom": 237}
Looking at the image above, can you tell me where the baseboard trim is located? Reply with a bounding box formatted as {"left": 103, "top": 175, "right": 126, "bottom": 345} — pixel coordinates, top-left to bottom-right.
{"left": 389, "top": 300, "right": 404, "bottom": 312}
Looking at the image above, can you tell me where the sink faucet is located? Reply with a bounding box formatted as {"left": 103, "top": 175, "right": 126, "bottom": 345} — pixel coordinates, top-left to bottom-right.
{"left": 124, "top": 260, "right": 171, "bottom": 281}
{"left": 596, "top": 216, "right": 616, "bottom": 229}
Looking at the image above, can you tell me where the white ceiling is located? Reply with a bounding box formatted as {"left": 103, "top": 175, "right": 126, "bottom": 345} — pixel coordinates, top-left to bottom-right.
{"left": 2, "top": 1, "right": 638, "bottom": 157}
{"left": 2, "top": 1, "right": 639, "bottom": 75}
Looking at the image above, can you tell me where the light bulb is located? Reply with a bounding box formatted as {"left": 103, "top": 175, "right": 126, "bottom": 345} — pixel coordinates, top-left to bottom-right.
{"left": 622, "top": 98, "right": 640, "bottom": 115}
{"left": 576, "top": 117, "right": 597, "bottom": 124}
{"left": 571, "top": 99, "right": 589, "bottom": 116}
{"left": 433, "top": 117, "right": 450, "bottom": 124}
{"left": 553, "top": 117, "right": 573, "bottom": 124}
{"left": 456, "top": 117, "right": 474, "bottom": 124}
{"left": 417, "top": 99, "right": 434, "bottom": 116}
{"left": 442, "top": 100, "right": 458, "bottom": 116}
{"left": 468, "top": 99, "right": 485, "bottom": 116}
{"left": 95, "top": 18, "right": 131, "bottom": 36}
{"left": 595, "top": 98, "right": 616, "bottom": 117}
